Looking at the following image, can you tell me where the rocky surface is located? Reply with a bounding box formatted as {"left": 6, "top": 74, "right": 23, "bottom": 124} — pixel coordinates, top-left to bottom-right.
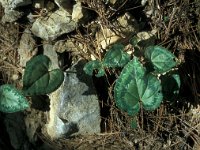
{"left": 95, "top": 12, "right": 139, "bottom": 49}
{"left": 31, "top": 9, "right": 72, "bottom": 41}
{"left": 17, "top": 28, "right": 38, "bottom": 67}
{"left": 43, "top": 43, "right": 59, "bottom": 70}
{"left": 0, "top": 0, "right": 31, "bottom": 22}
{"left": 1, "top": 9, "right": 23, "bottom": 23}
{"left": 0, "top": 0, "right": 31, "bottom": 8}
{"left": 31, "top": 8, "right": 79, "bottom": 41}
{"left": 25, "top": 109, "right": 46, "bottom": 143}
{"left": 46, "top": 60, "right": 101, "bottom": 139}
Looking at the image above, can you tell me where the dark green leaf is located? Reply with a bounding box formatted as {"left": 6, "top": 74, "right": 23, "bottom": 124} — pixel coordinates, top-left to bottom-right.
{"left": 131, "top": 117, "right": 138, "bottom": 128}
{"left": 114, "top": 58, "right": 145, "bottom": 116}
{"left": 23, "top": 55, "right": 50, "bottom": 89}
{"left": 114, "top": 57, "right": 163, "bottom": 115}
{"left": 103, "top": 44, "right": 130, "bottom": 68}
{"left": 141, "top": 74, "right": 163, "bottom": 110}
{"left": 23, "top": 55, "right": 64, "bottom": 96}
{"left": 130, "top": 36, "right": 139, "bottom": 46}
{"left": 161, "top": 72, "right": 180, "bottom": 100}
{"left": 0, "top": 84, "right": 29, "bottom": 113}
{"left": 83, "top": 60, "right": 105, "bottom": 77}
{"left": 144, "top": 46, "right": 177, "bottom": 73}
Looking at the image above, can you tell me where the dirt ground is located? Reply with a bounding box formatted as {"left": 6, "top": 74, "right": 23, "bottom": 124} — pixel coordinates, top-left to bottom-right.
{"left": 0, "top": 0, "right": 200, "bottom": 150}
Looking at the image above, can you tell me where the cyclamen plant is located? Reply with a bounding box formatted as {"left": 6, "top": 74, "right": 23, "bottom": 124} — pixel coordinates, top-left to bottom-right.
{"left": 0, "top": 55, "right": 64, "bottom": 113}
{"left": 84, "top": 42, "right": 180, "bottom": 126}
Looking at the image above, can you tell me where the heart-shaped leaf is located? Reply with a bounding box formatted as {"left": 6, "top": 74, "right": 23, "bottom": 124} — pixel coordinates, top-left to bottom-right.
{"left": 114, "top": 57, "right": 163, "bottom": 115}
{"left": 144, "top": 46, "right": 177, "bottom": 73}
{"left": 141, "top": 74, "right": 163, "bottom": 110}
{"left": 83, "top": 60, "right": 105, "bottom": 77}
{"left": 23, "top": 55, "right": 51, "bottom": 89}
{"left": 114, "top": 58, "right": 145, "bottom": 116}
{"left": 0, "top": 84, "right": 29, "bottom": 113}
{"left": 103, "top": 43, "right": 130, "bottom": 68}
{"left": 23, "top": 55, "right": 64, "bottom": 96}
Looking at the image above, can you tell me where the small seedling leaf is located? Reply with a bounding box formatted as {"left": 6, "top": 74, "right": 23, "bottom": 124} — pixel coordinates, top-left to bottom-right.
{"left": 83, "top": 60, "right": 105, "bottom": 77}
{"left": 144, "top": 46, "right": 177, "bottom": 73}
{"left": 0, "top": 84, "right": 29, "bottom": 113}
{"left": 103, "top": 44, "right": 130, "bottom": 68}
{"left": 130, "top": 36, "right": 139, "bottom": 47}
{"left": 131, "top": 117, "right": 138, "bottom": 129}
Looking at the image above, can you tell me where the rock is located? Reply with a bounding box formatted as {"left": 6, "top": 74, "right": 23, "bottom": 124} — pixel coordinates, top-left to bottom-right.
{"left": 105, "top": 0, "right": 117, "bottom": 5}
{"left": 136, "top": 29, "right": 157, "bottom": 47}
{"left": 53, "top": 38, "right": 84, "bottom": 53}
{"left": 43, "top": 43, "right": 59, "bottom": 70}
{"left": 31, "top": 8, "right": 78, "bottom": 41}
{"left": 72, "top": 2, "right": 83, "bottom": 22}
{"left": 46, "top": 60, "right": 101, "bottom": 139}
{"left": 1, "top": 8, "right": 23, "bottom": 23}
{"left": 0, "top": 0, "right": 31, "bottom": 22}
{"left": 33, "top": 0, "right": 44, "bottom": 9}
{"left": 54, "top": 0, "right": 73, "bottom": 12}
{"left": 25, "top": 109, "right": 46, "bottom": 143}
{"left": 18, "top": 28, "right": 38, "bottom": 67}
{"left": 53, "top": 40, "right": 68, "bottom": 53}
{"left": 96, "top": 12, "right": 139, "bottom": 49}
{"left": 141, "top": 0, "right": 148, "bottom": 6}
{"left": 0, "top": 0, "right": 31, "bottom": 9}
{"left": 114, "top": 12, "right": 139, "bottom": 36}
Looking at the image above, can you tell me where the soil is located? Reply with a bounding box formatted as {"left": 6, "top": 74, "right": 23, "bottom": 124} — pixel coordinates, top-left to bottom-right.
{"left": 0, "top": 0, "right": 200, "bottom": 150}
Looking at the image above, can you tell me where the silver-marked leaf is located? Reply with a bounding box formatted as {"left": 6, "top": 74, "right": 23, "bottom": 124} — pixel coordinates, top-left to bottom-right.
{"left": 103, "top": 43, "right": 130, "bottom": 68}
{"left": 141, "top": 74, "right": 163, "bottom": 110}
{"left": 83, "top": 60, "right": 105, "bottom": 77}
{"left": 114, "top": 58, "right": 145, "bottom": 116}
{"left": 0, "top": 84, "right": 29, "bottom": 113}
{"left": 144, "top": 46, "right": 177, "bottom": 73}
{"left": 23, "top": 55, "right": 64, "bottom": 96}
{"left": 114, "top": 57, "right": 163, "bottom": 115}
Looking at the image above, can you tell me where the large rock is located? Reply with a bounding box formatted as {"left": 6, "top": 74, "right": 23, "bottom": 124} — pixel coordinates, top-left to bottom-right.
{"left": 46, "top": 60, "right": 101, "bottom": 139}
{"left": 17, "top": 28, "right": 38, "bottom": 67}
{"left": 31, "top": 8, "right": 78, "bottom": 41}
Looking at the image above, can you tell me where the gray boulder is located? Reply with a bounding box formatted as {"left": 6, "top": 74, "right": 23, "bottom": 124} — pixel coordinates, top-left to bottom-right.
{"left": 31, "top": 8, "right": 78, "bottom": 41}
{"left": 46, "top": 60, "right": 101, "bottom": 139}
